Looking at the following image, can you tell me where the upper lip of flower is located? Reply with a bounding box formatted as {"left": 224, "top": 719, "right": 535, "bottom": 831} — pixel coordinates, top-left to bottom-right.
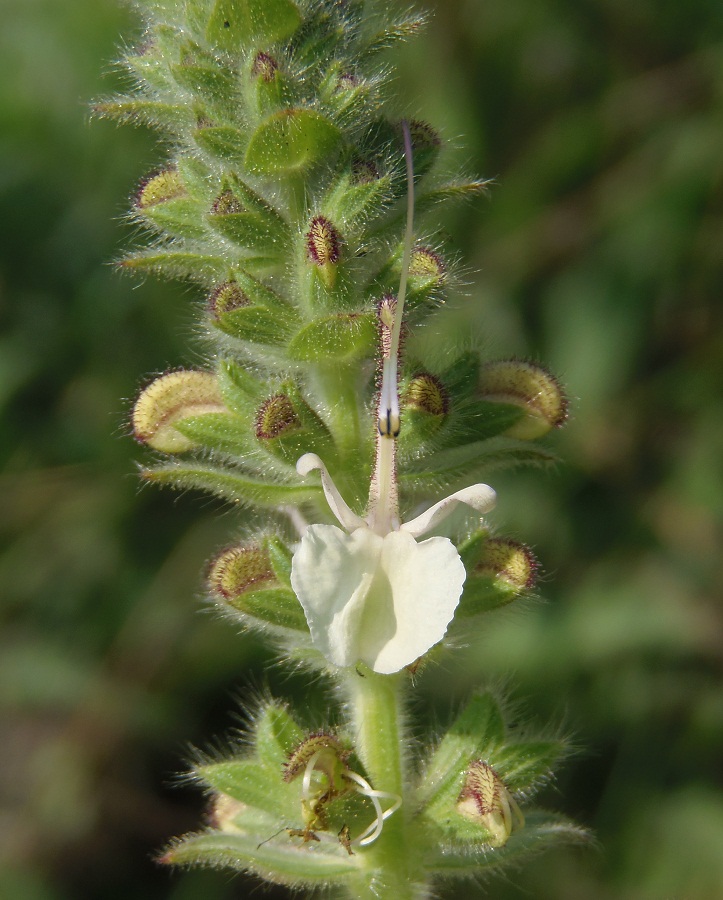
{"left": 296, "top": 452, "right": 496, "bottom": 540}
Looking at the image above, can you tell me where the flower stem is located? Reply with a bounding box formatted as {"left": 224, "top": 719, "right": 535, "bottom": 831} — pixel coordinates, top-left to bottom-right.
{"left": 342, "top": 669, "right": 420, "bottom": 900}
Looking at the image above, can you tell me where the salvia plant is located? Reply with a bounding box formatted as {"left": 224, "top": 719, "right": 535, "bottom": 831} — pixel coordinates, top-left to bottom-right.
{"left": 97, "top": 0, "right": 588, "bottom": 896}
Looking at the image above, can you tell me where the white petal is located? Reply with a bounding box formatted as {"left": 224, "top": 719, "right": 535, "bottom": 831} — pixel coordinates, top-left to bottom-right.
{"left": 290, "top": 526, "right": 464, "bottom": 674}
{"left": 400, "top": 483, "right": 497, "bottom": 539}
{"left": 296, "top": 453, "right": 366, "bottom": 533}
{"left": 291, "top": 524, "right": 383, "bottom": 668}
{"left": 372, "top": 531, "right": 465, "bottom": 673}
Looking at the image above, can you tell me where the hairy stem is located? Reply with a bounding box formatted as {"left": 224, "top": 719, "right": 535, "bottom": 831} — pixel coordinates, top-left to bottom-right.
{"left": 342, "top": 669, "right": 421, "bottom": 900}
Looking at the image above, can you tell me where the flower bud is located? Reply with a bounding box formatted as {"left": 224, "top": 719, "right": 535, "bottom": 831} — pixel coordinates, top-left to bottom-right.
{"left": 208, "top": 543, "right": 276, "bottom": 600}
{"left": 283, "top": 732, "right": 349, "bottom": 786}
{"left": 407, "top": 119, "right": 441, "bottom": 176}
{"left": 409, "top": 247, "right": 445, "bottom": 283}
{"left": 306, "top": 215, "right": 342, "bottom": 290}
{"left": 207, "top": 539, "right": 307, "bottom": 631}
{"left": 478, "top": 360, "right": 568, "bottom": 440}
{"left": 211, "top": 188, "right": 243, "bottom": 215}
{"left": 351, "top": 157, "right": 381, "bottom": 185}
{"left": 251, "top": 51, "right": 279, "bottom": 83}
{"left": 132, "top": 370, "right": 225, "bottom": 453}
{"left": 136, "top": 168, "right": 186, "bottom": 208}
{"left": 404, "top": 372, "right": 449, "bottom": 418}
{"left": 208, "top": 281, "right": 250, "bottom": 317}
{"left": 476, "top": 537, "right": 538, "bottom": 593}
{"left": 457, "top": 760, "right": 523, "bottom": 848}
{"left": 255, "top": 393, "right": 301, "bottom": 440}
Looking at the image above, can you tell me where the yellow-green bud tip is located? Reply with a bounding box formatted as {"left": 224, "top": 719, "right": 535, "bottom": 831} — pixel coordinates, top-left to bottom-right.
{"left": 478, "top": 359, "right": 568, "bottom": 440}
{"left": 136, "top": 168, "right": 186, "bottom": 208}
{"left": 131, "top": 370, "right": 225, "bottom": 453}
{"left": 207, "top": 544, "right": 275, "bottom": 601}
{"left": 476, "top": 537, "right": 538, "bottom": 592}
{"left": 404, "top": 372, "right": 449, "bottom": 417}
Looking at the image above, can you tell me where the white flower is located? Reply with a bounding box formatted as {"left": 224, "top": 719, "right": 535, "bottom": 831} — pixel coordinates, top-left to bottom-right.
{"left": 290, "top": 119, "right": 496, "bottom": 675}
{"left": 290, "top": 452, "right": 496, "bottom": 674}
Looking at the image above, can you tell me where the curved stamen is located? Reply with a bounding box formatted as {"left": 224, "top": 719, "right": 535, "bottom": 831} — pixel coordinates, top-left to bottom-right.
{"left": 297, "top": 453, "right": 366, "bottom": 533}
{"left": 343, "top": 769, "right": 403, "bottom": 846}
{"left": 400, "top": 483, "right": 497, "bottom": 539}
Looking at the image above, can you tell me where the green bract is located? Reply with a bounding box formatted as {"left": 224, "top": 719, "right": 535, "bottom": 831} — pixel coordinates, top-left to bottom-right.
{"left": 101, "top": 0, "right": 585, "bottom": 895}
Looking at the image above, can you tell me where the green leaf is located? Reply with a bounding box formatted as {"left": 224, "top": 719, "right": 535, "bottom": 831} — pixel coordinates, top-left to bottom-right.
{"left": 208, "top": 212, "right": 287, "bottom": 255}
{"left": 323, "top": 170, "right": 392, "bottom": 229}
{"left": 162, "top": 829, "right": 359, "bottom": 884}
{"left": 420, "top": 812, "right": 589, "bottom": 875}
{"left": 212, "top": 304, "right": 291, "bottom": 345}
{"left": 94, "top": 99, "right": 193, "bottom": 133}
{"left": 455, "top": 576, "right": 521, "bottom": 618}
{"left": 254, "top": 703, "right": 304, "bottom": 772}
{"left": 266, "top": 536, "right": 293, "bottom": 587}
{"left": 120, "top": 251, "right": 227, "bottom": 284}
{"left": 226, "top": 586, "right": 308, "bottom": 631}
{"left": 170, "top": 62, "right": 237, "bottom": 113}
{"left": 400, "top": 438, "right": 558, "bottom": 486}
{"left": 216, "top": 358, "right": 265, "bottom": 414}
{"left": 207, "top": 0, "right": 302, "bottom": 51}
{"left": 287, "top": 313, "right": 375, "bottom": 362}
{"left": 171, "top": 412, "right": 255, "bottom": 457}
{"left": 245, "top": 109, "right": 341, "bottom": 175}
{"left": 138, "top": 197, "right": 208, "bottom": 240}
{"left": 417, "top": 693, "right": 506, "bottom": 810}
{"left": 142, "top": 464, "right": 321, "bottom": 508}
{"left": 197, "top": 759, "right": 292, "bottom": 817}
{"left": 194, "top": 125, "right": 248, "bottom": 165}
{"left": 493, "top": 740, "right": 568, "bottom": 793}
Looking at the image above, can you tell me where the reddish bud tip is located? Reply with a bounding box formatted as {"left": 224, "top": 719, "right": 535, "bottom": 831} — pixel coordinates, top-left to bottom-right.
{"left": 251, "top": 51, "right": 279, "bottom": 83}
{"left": 208, "top": 282, "right": 251, "bottom": 318}
{"left": 306, "top": 215, "right": 342, "bottom": 267}
{"left": 211, "top": 189, "right": 243, "bottom": 216}
{"left": 254, "top": 393, "right": 301, "bottom": 440}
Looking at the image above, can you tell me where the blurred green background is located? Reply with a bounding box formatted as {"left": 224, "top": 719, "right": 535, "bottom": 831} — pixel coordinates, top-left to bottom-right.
{"left": 1, "top": 0, "right": 722, "bottom": 897}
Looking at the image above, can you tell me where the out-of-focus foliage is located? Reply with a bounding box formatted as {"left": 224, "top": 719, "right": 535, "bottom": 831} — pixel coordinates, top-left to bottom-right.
{"left": 1, "top": 0, "right": 721, "bottom": 898}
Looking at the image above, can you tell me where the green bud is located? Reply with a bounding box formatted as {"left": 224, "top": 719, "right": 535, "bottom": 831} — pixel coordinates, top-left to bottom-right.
{"left": 132, "top": 370, "right": 225, "bottom": 453}
{"left": 253, "top": 384, "right": 334, "bottom": 461}
{"left": 208, "top": 179, "right": 289, "bottom": 256}
{"left": 456, "top": 534, "right": 538, "bottom": 617}
{"left": 404, "top": 372, "right": 449, "bottom": 417}
{"left": 408, "top": 119, "right": 441, "bottom": 177}
{"left": 283, "top": 732, "right": 349, "bottom": 785}
{"left": 476, "top": 537, "right": 538, "bottom": 591}
{"left": 136, "top": 169, "right": 185, "bottom": 208}
{"left": 135, "top": 169, "right": 207, "bottom": 239}
{"left": 478, "top": 360, "right": 568, "bottom": 440}
{"left": 207, "top": 539, "right": 307, "bottom": 631}
{"left": 255, "top": 393, "right": 301, "bottom": 440}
